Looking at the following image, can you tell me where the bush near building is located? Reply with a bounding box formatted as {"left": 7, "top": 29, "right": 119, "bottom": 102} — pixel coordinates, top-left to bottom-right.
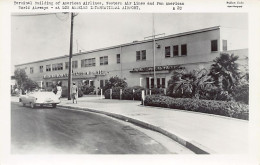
{"left": 102, "top": 76, "right": 127, "bottom": 92}
{"left": 144, "top": 95, "right": 249, "bottom": 120}
{"left": 122, "top": 86, "right": 146, "bottom": 100}
{"left": 104, "top": 87, "right": 122, "bottom": 99}
{"left": 104, "top": 86, "right": 147, "bottom": 101}
{"left": 81, "top": 85, "right": 95, "bottom": 95}
{"left": 166, "top": 53, "right": 249, "bottom": 104}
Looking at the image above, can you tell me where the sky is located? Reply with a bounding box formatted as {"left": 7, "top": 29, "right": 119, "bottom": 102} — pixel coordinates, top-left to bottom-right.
{"left": 11, "top": 13, "right": 248, "bottom": 73}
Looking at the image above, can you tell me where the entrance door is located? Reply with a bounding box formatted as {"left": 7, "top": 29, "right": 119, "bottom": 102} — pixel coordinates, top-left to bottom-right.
{"left": 146, "top": 77, "right": 166, "bottom": 89}
{"left": 146, "top": 77, "right": 154, "bottom": 89}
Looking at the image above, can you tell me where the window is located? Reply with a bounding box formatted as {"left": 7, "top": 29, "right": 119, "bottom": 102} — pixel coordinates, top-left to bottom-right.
{"left": 141, "top": 50, "right": 146, "bottom": 60}
{"left": 151, "top": 78, "right": 154, "bottom": 88}
{"left": 52, "top": 64, "right": 56, "bottom": 71}
{"left": 72, "top": 61, "right": 78, "bottom": 68}
{"left": 211, "top": 40, "right": 218, "bottom": 51}
{"left": 90, "top": 80, "right": 94, "bottom": 86}
{"left": 165, "top": 46, "right": 171, "bottom": 58}
{"left": 52, "top": 63, "right": 63, "bottom": 71}
{"left": 136, "top": 50, "right": 146, "bottom": 61}
{"left": 223, "top": 40, "right": 227, "bottom": 51}
{"left": 100, "top": 80, "right": 109, "bottom": 88}
{"left": 146, "top": 77, "right": 149, "bottom": 89}
{"left": 136, "top": 51, "right": 141, "bottom": 61}
{"left": 162, "top": 78, "right": 166, "bottom": 88}
{"left": 46, "top": 65, "right": 51, "bottom": 72}
{"left": 46, "top": 82, "right": 52, "bottom": 87}
{"left": 30, "top": 67, "right": 34, "bottom": 74}
{"left": 117, "top": 54, "right": 120, "bottom": 64}
{"left": 39, "top": 66, "right": 43, "bottom": 73}
{"left": 65, "top": 62, "right": 69, "bottom": 69}
{"left": 81, "top": 58, "right": 96, "bottom": 67}
{"left": 157, "top": 78, "right": 161, "bottom": 88}
{"left": 100, "top": 56, "right": 108, "bottom": 65}
{"left": 65, "top": 61, "right": 77, "bottom": 69}
{"left": 100, "top": 80, "right": 104, "bottom": 88}
{"left": 181, "top": 44, "right": 187, "bottom": 56}
{"left": 173, "top": 45, "right": 179, "bottom": 56}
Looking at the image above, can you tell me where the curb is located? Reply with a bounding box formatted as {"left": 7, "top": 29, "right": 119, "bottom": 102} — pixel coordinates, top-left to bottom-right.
{"left": 58, "top": 104, "right": 216, "bottom": 154}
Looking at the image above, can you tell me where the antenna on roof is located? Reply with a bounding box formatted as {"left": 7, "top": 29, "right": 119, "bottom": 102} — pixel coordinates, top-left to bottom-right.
{"left": 144, "top": 33, "right": 165, "bottom": 40}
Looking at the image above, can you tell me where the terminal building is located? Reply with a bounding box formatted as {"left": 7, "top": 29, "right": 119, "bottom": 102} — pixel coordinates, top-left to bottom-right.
{"left": 14, "top": 26, "right": 248, "bottom": 90}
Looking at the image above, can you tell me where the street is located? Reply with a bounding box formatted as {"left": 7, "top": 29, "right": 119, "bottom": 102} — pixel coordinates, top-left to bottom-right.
{"left": 11, "top": 102, "right": 192, "bottom": 154}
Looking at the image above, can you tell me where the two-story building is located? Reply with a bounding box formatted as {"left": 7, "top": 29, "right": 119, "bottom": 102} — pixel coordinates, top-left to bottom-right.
{"left": 14, "top": 26, "right": 248, "bottom": 90}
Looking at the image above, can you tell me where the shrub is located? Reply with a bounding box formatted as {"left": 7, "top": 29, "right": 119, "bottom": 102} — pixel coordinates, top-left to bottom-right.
{"left": 144, "top": 95, "right": 248, "bottom": 120}
{"left": 121, "top": 86, "right": 146, "bottom": 100}
{"left": 103, "top": 76, "right": 128, "bottom": 92}
{"left": 122, "top": 87, "right": 134, "bottom": 100}
{"left": 133, "top": 86, "right": 146, "bottom": 100}
{"left": 104, "top": 87, "right": 122, "bottom": 99}
{"left": 198, "top": 86, "right": 233, "bottom": 101}
{"left": 81, "top": 85, "right": 95, "bottom": 95}
{"left": 232, "top": 84, "right": 249, "bottom": 104}
{"left": 78, "top": 88, "right": 83, "bottom": 97}
{"left": 151, "top": 88, "right": 165, "bottom": 95}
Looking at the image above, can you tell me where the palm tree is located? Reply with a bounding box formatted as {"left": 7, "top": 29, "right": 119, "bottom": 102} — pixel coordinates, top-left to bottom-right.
{"left": 167, "top": 69, "right": 213, "bottom": 99}
{"left": 210, "top": 53, "right": 241, "bottom": 92}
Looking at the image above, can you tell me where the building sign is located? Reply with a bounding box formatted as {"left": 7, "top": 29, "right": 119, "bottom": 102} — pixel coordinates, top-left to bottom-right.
{"left": 43, "top": 70, "right": 107, "bottom": 79}
{"left": 130, "top": 65, "right": 185, "bottom": 73}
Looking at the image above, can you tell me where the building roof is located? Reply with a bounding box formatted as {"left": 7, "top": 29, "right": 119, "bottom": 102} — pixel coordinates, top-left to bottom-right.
{"left": 15, "top": 26, "right": 220, "bottom": 67}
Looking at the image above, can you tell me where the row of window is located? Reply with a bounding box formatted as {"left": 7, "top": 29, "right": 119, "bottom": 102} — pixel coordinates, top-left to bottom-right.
{"left": 136, "top": 50, "right": 146, "bottom": 61}
{"left": 165, "top": 44, "right": 187, "bottom": 58}
{"left": 164, "top": 40, "right": 227, "bottom": 58}
{"left": 30, "top": 40, "right": 227, "bottom": 74}
{"left": 65, "top": 61, "right": 78, "bottom": 69}
{"left": 35, "top": 55, "right": 119, "bottom": 73}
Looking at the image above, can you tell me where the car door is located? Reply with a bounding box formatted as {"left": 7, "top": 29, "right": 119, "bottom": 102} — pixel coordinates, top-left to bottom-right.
{"left": 26, "top": 92, "right": 35, "bottom": 104}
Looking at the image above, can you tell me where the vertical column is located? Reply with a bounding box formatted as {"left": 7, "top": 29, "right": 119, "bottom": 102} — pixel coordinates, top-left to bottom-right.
{"left": 149, "top": 77, "right": 152, "bottom": 89}
{"left": 139, "top": 77, "right": 143, "bottom": 87}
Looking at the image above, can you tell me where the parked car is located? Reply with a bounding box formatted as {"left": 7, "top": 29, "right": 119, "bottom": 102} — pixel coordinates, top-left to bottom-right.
{"left": 19, "top": 91, "right": 60, "bottom": 108}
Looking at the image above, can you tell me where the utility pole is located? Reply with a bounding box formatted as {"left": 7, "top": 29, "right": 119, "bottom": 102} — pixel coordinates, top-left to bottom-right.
{"left": 68, "top": 12, "right": 74, "bottom": 100}
{"left": 152, "top": 13, "right": 156, "bottom": 88}
{"left": 144, "top": 14, "right": 165, "bottom": 88}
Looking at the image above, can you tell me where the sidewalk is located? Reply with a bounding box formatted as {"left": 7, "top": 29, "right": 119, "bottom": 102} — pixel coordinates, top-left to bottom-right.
{"left": 57, "top": 96, "right": 248, "bottom": 154}
{"left": 11, "top": 96, "right": 248, "bottom": 154}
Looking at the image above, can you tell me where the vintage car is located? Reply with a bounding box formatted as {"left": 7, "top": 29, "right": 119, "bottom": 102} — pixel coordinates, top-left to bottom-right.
{"left": 19, "top": 91, "right": 61, "bottom": 108}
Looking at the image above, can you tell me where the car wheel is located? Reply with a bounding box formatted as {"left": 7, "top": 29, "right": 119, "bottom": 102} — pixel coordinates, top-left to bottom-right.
{"left": 52, "top": 104, "right": 57, "bottom": 108}
{"left": 30, "top": 102, "right": 35, "bottom": 109}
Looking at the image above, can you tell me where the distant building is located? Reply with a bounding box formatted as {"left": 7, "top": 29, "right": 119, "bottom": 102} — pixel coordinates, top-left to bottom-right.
{"left": 14, "top": 26, "right": 248, "bottom": 90}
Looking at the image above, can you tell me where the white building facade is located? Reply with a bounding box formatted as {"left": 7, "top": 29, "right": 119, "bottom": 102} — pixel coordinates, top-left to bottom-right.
{"left": 14, "top": 26, "right": 248, "bottom": 90}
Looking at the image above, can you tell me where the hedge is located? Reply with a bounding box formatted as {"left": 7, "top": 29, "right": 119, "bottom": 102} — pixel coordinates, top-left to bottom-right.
{"left": 104, "top": 87, "right": 122, "bottom": 99}
{"left": 144, "top": 95, "right": 249, "bottom": 120}
{"left": 104, "top": 86, "right": 146, "bottom": 100}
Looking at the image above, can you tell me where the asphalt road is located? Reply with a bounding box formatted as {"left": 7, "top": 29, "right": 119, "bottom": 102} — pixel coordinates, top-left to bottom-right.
{"left": 11, "top": 102, "right": 187, "bottom": 154}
